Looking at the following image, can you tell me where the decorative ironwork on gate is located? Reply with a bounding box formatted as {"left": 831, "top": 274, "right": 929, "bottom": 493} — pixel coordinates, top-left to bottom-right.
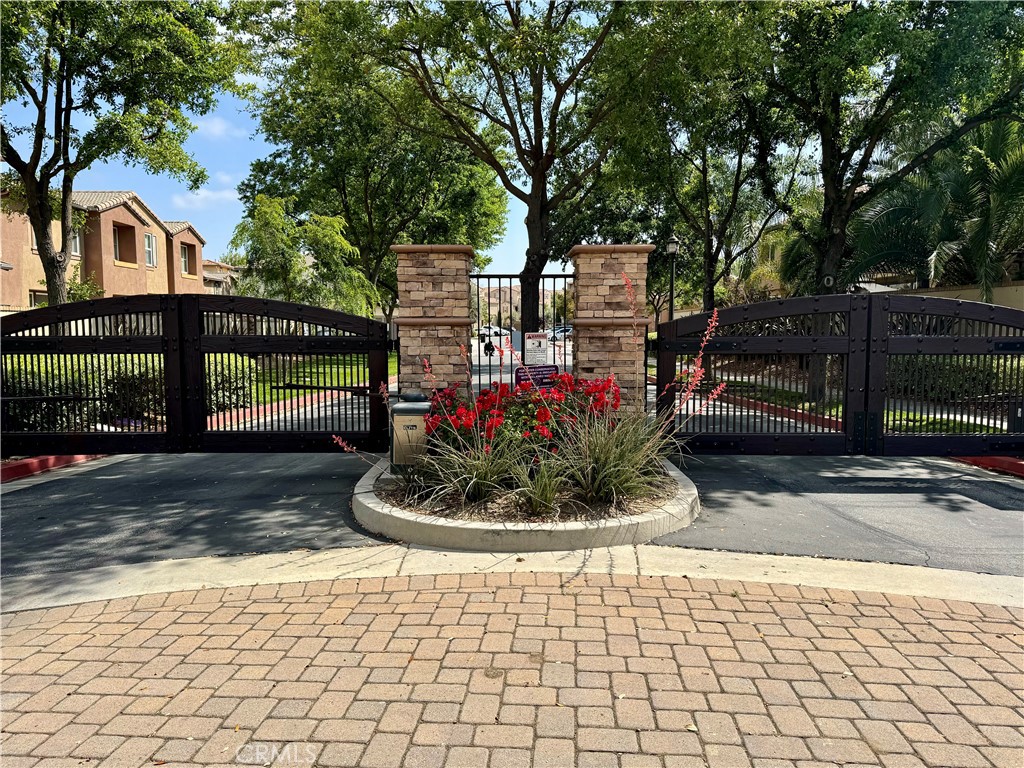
{"left": 1, "top": 295, "right": 389, "bottom": 456}
{"left": 656, "top": 295, "right": 1024, "bottom": 456}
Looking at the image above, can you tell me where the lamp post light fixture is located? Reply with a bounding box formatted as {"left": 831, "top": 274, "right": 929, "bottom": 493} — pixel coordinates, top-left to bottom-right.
{"left": 666, "top": 235, "right": 679, "bottom": 323}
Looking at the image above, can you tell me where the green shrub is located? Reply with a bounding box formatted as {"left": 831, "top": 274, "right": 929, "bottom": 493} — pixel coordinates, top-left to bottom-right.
{"left": 2, "top": 358, "right": 99, "bottom": 432}
{"left": 104, "top": 358, "right": 165, "bottom": 421}
{"left": 553, "top": 409, "right": 674, "bottom": 506}
{"left": 513, "top": 461, "right": 565, "bottom": 516}
{"left": 2, "top": 352, "right": 256, "bottom": 432}
{"left": 204, "top": 354, "right": 257, "bottom": 414}
{"left": 887, "top": 355, "right": 1017, "bottom": 403}
{"left": 414, "top": 430, "right": 529, "bottom": 506}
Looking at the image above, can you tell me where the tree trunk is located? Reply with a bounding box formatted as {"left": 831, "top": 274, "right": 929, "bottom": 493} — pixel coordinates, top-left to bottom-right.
{"left": 818, "top": 229, "right": 847, "bottom": 294}
{"left": 521, "top": 196, "right": 550, "bottom": 333}
{"left": 702, "top": 251, "right": 717, "bottom": 312}
{"left": 26, "top": 186, "right": 69, "bottom": 307}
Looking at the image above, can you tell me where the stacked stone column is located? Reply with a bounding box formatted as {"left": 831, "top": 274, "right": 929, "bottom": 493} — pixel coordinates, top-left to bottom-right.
{"left": 392, "top": 245, "right": 473, "bottom": 398}
{"left": 569, "top": 244, "right": 655, "bottom": 411}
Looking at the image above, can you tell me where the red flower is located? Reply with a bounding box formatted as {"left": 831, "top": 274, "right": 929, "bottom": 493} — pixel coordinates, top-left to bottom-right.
{"left": 538, "top": 425, "right": 553, "bottom": 440}
{"left": 522, "top": 430, "right": 532, "bottom": 439}
{"left": 535, "top": 406, "right": 552, "bottom": 423}
{"left": 484, "top": 415, "right": 504, "bottom": 440}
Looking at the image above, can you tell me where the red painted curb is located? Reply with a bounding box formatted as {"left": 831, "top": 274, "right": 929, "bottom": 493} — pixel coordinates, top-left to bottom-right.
{"left": 953, "top": 456, "right": 1024, "bottom": 479}
{"left": 1, "top": 454, "right": 106, "bottom": 483}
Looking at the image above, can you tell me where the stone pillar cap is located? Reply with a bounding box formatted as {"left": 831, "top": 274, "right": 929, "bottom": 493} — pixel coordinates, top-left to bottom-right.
{"left": 390, "top": 244, "right": 475, "bottom": 255}
{"left": 568, "top": 244, "right": 656, "bottom": 257}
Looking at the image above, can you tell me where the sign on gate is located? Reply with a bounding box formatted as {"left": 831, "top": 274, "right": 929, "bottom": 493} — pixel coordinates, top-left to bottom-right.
{"left": 515, "top": 364, "right": 560, "bottom": 389}
{"left": 524, "top": 332, "right": 548, "bottom": 365}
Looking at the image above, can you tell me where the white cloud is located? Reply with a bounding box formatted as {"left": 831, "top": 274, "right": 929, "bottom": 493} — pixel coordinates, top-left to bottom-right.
{"left": 213, "top": 171, "right": 236, "bottom": 186}
{"left": 195, "top": 115, "right": 247, "bottom": 140}
{"left": 171, "top": 188, "right": 239, "bottom": 210}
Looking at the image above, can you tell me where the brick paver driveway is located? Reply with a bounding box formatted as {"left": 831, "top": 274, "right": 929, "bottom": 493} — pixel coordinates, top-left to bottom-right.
{"left": 3, "top": 573, "right": 1022, "bottom": 767}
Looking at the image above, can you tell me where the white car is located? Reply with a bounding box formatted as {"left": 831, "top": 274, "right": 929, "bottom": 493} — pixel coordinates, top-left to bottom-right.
{"left": 547, "top": 325, "right": 573, "bottom": 341}
{"left": 478, "top": 325, "right": 511, "bottom": 341}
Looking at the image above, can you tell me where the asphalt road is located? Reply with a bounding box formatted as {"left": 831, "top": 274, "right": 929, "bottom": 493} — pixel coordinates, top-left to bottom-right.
{"left": 0, "top": 454, "right": 382, "bottom": 579}
{"left": 657, "top": 455, "right": 1024, "bottom": 577}
{"left": 2, "top": 453, "right": 1020, "bottom": 580}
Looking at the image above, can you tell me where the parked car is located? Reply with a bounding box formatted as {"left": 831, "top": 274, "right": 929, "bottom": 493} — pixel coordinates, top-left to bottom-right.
{"left": 547, "top": 325, "right": 573, "bottom": 341}
{"left": 478, "top": 325, "right": 512, "bottom": 341}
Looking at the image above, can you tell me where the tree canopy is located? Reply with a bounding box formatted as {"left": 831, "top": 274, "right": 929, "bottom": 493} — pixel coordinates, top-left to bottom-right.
{"left": 745, "top": 0, "right": 1024, "bottom": 293}
{"left": 288, "top": 0, "right": 653, "bottom": 330}
{"left": 1, "top": 0, "right": 238, "bottom": 304}
{"left": 233, "top": 1, "right": 506, "bottom": 319}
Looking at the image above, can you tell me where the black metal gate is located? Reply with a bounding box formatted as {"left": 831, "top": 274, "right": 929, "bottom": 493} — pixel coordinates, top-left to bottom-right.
{"left": 469, "top": 273, "right": 573, "bottom": 387}
{"left": 656, "top": 294, "right": 1024, "bottom": 456}
{"left": 1, "top": 295, "right": 389, "bottom": 456}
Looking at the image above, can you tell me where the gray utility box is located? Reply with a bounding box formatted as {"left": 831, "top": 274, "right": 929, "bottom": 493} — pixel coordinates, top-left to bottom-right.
{"left": 391, "top": 396, "right": 431, "bottom": 469}
{"left": 1009, "top": 399, "right": 1024, "bottom": 433}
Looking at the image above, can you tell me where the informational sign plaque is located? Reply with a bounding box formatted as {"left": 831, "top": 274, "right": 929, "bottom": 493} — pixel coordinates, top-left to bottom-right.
{"left": 524, "top": 332, "right": 549, "bottom": 365}
{"left": 514, "top": 364, "right": 560, "bottom": 389}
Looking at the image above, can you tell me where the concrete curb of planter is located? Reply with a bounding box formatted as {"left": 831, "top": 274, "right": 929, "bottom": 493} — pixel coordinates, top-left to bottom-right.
{"left": 352, "top": 458, "right": 700, "bottom": 552}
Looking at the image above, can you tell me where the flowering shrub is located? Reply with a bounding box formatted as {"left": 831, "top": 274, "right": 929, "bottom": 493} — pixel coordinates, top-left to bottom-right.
{"left": 336, "top": 283, "right": 725, "bottom": 520}
{"left": 424, "top": 373, "right": 621, "bottom": 450}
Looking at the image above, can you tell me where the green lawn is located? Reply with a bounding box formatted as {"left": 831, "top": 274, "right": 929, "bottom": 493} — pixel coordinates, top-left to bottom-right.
{"left": 251, "top": 352, "right": 398, "bottom": 406}
{"left": 886, "top": 411, "right": 1006, "bottom": 434}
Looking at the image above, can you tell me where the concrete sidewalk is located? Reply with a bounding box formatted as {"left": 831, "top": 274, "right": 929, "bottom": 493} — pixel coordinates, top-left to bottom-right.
{"left": 2, "top": 546, "right": 1022, "bottom": 768}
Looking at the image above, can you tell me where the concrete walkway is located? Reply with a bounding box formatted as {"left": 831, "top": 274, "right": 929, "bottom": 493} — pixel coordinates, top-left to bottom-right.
{"left": 2, "top": 545, "right": 1023, "bottom": 768}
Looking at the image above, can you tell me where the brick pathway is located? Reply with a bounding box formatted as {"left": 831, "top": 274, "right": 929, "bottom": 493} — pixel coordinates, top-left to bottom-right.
{"left": 2, "top": 573, "right": 1022, "bottom": 767}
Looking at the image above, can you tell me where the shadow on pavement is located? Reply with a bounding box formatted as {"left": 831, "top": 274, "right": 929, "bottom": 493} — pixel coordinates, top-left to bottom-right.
{"left": 0, "top": 454, "right": 387, "bottom": 579}
{"left": 658, "top": 454, "right": 1023, "bottom": 577}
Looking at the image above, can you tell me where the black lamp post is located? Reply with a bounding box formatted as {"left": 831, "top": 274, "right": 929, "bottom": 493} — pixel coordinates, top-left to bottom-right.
{"left": 666, "top": 235, "right": 679, "bottom": 323}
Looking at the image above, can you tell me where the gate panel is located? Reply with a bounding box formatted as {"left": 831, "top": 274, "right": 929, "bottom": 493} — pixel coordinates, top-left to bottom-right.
{"left": 191, "top": 296, "right": 389, "bottom": 452}
{"left": 469, "top": 273, "right": 574, "bottom": 388}
{"left": 656, "top": 294, "right": 1024, "bottom": 456}
{"left": 875, "top": 296, "right": 1024, "bottom": 456}
{"left": 1, "top": 296, "right": 175, "bottom": 456}
{"left": 657, "top": 295, "right": 856, "bottom": 455}
{"left": 1, "top": 295, "right": 390, "bottom": 456}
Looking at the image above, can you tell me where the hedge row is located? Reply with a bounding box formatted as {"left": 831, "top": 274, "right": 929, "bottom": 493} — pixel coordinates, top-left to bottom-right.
{"left": 2, "top": 354, "right": 256, "bottom": 432}
{"left": 887, "top": 355, "right": 1020, "bottom": 403}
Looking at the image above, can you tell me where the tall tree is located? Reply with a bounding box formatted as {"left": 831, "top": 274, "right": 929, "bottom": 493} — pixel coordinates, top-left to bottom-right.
{"left": 228, "top": 194, "right": 376, "bottom": 315}
{"left": 236, "top": 10, "right": 506, "bottom": 321}
{"left": 308, "top": 0, "right": 651, "bottom": 331}
{"left": 848, "top": 120, "right": 1024, "bottom": 301}
{"left": 1, "top": 0, "right": 238, "bottom": 304}
{"left": 746, "top": 0, "right": 1024, "bottom": 294}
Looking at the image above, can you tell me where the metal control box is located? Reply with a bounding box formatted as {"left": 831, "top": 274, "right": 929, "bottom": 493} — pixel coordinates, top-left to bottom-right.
{"left": 1009, "top": 400, "right": 1024, "bottom": 433}
{"left": 390, "top": 398, "right": 431, "bottom": 469}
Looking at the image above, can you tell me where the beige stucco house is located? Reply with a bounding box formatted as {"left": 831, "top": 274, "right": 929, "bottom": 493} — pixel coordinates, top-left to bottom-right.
{"left": 0, "top": 190, "right": 206, "bottom": 310}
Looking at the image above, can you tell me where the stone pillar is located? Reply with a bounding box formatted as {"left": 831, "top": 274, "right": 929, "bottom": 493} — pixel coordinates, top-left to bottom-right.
{"left": 392, "top": 244, "right": 473, "bottom": 398}
{"left": 569, "top": 244, "right": 655, "bottom": 411}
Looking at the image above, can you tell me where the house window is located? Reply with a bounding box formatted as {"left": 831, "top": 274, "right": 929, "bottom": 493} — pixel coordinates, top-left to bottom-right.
{"left": 112, "top": 224, "right": 137, "bottom": 264}
{"left": 181, "top": 244, "right": 191, "bottom": 274}
{"left": 71, "top": 230, "right": 82, "bottom": 257}
{"left": 29, "top": 290, "right": 48, "bottom": 308}
{"left": 144, "top": 233, "right": 157, "bottom": 267}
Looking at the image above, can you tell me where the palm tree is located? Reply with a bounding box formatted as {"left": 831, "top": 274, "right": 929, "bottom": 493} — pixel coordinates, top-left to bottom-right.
{"left": 848, "top": 120, "right": 1024, "bottom": 302}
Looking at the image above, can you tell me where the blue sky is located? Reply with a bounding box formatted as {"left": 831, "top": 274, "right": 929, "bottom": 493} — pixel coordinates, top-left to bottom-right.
{"left": 43, "top": 93, "right": 557, "bottom": 275}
